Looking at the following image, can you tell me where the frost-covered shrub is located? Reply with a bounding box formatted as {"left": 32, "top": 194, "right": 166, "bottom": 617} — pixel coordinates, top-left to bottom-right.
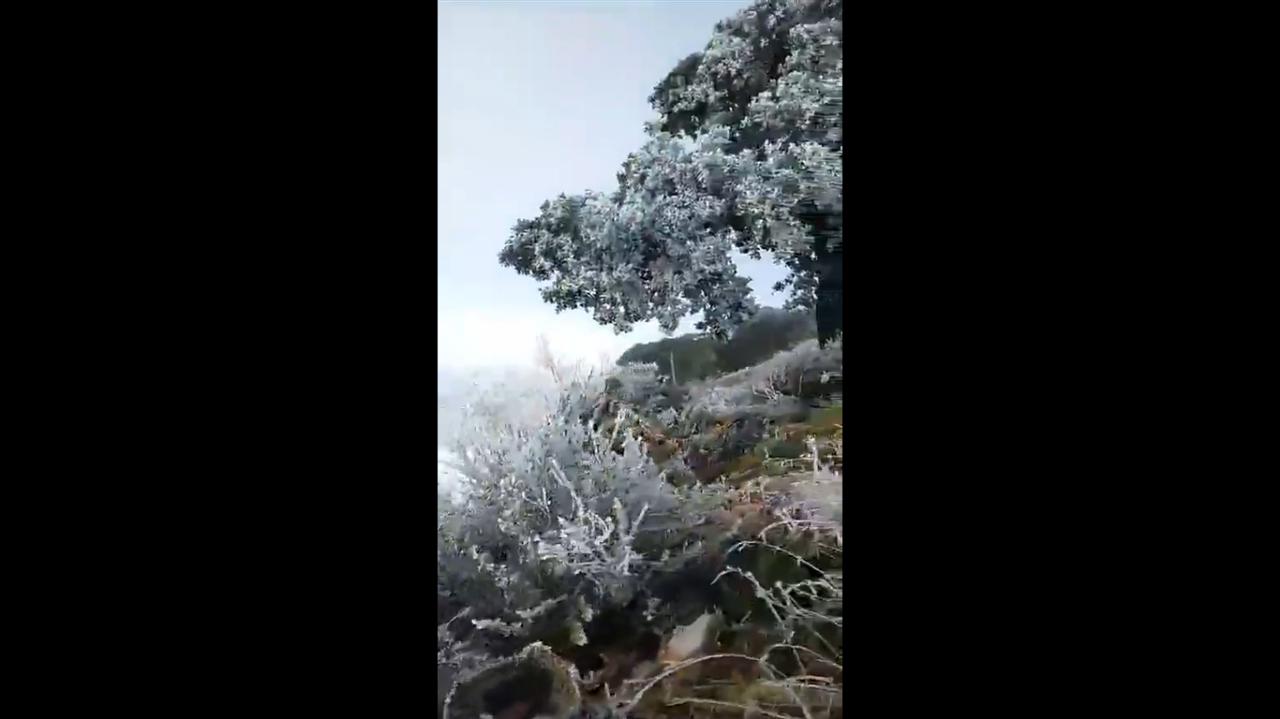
{"left": 606, "top": 437, "right": 845, "bottom": 718}
{"left": 438, "top": 365, "right": 560, "bottom": 453}
{"left": 677, "top": 339, "right": 842, "bottom": 434}
{"left": 708, "top": 338, "right": 841, "bottom": 391}
{"left": 438, "top": 369, "right": 726, "bottom": 663}
{"left": 605, "top": 361, "right": 681, "bottom": 419}
{"left": 609, "top": 361, "right": 665, "bottom": 401}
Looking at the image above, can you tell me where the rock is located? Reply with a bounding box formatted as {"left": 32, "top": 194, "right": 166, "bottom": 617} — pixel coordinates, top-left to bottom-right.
{"left": 495, "top": 701, "right": 532, "bottom": 719}
{"left": 443, "top": 643, "right": 580, "bottom": 719}
{"left": 658, "top": 611, "right": 722, "bottom": 665}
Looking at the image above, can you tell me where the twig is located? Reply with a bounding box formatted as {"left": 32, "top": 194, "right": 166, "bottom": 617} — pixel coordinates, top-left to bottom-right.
{"left": 757, "top": 518, "right": 842, "bottom": 544}
{"left": 621, "top": 653, "right": 762, "bottom": 711}
{"left": 802, "top": 624, "right": 840, "bottom": 659}
{"left": 712, "top": 568, "right": 787, "bottom": 629}
{"left": 762, "top": 643, "right": 843, "bottom": 671}
{"left": 663, "top": 697, "right": 795, "bottom": 719}
{"left": 728, "top": 540, "right": 828, "bottom": 577}
{"left": 765, "top": 675, "right": 834, "bottom": 685}
{"left": 753, "top": 658, "right": 816, "bottom": 719}
{"left": 441, "top": 607, "right": 472, "bottom": 630}
{"left": 760, "top": 680, "right": 840, "bottom": 694}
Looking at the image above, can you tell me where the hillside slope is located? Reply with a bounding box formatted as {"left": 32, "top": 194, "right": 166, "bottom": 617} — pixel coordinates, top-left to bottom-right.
{"left": 439, "top": 339, "right": 842, "bottom": 718}
{"left": 617, "top": 308, "right": 817, "bottom": 384}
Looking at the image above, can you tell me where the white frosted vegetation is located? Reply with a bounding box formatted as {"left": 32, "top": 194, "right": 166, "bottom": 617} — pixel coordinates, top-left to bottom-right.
{"left": 499, "top": 0, "right": 844, "bottom": 342}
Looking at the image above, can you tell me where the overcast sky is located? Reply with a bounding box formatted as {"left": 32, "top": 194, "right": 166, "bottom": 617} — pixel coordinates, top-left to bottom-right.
{"left": 437, "top": 0, "right": 786, "bottom": 371}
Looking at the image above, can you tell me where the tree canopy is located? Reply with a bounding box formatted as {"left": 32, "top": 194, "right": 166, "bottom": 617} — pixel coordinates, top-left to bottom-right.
{"left": 499, "top": 0, "right": 842, "bottom": 344}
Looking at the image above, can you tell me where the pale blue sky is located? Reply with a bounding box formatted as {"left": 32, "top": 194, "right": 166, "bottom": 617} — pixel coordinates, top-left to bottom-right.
{"left": 437, "top": 0, "right": 786, "bottom": 369}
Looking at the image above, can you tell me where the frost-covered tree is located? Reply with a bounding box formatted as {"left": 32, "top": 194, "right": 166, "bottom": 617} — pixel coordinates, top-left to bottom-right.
{"left": 500, "top": 0, "right": 842, "bottom": 344}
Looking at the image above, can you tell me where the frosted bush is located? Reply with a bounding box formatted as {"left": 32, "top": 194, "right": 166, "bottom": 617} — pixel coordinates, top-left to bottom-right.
{"left": 675, "top": 339, "right": 841, "bottom": 432}
{"left": 710, "top": 337, "right": 841, "bottom": 389}
{"left": 438, "top": 367, "right": 726, "bottom": 659}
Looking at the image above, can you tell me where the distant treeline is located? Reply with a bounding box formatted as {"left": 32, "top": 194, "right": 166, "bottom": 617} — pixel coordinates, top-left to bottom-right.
{"left": 617, "top": 308, "right": 817, "bottom": 383}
